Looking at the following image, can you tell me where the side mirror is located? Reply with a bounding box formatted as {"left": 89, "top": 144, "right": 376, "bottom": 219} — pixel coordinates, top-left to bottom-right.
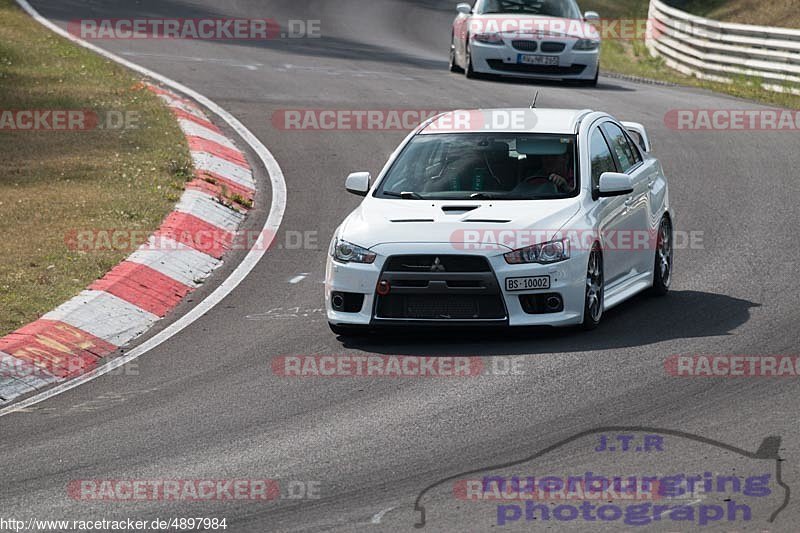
{"left": 584, "top": 11, "right": 600, "bottom": 21}
{"left": 621, "top": 121, "right": 652, "bottom": 152}
{"left": 345, "top": 172, "right": 371, "bottom": 196}
{"left": 456, "top": 3, "right": 472, "bottom": 15}
{"left": 598, "top": 172, "right": 634, "bottom": 197}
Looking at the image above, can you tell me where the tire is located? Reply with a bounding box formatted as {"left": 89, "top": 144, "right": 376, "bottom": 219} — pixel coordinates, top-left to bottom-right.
{"left": 328, "top": 323, "right": 370, "bottom": 337}
{"left": 650, "top": 217, "right": 673, "bottom": 296}
{"left": 449, "top": 36, "right": 463, "bottom": 73}
{"left": 465, "top": 42, "right": 478, "bottom": 79}
{"left": 582, "top": 244, "right": 604, "bottom": 330}
{"left": 578, "top": 66, "right": 599, "bottom": 87}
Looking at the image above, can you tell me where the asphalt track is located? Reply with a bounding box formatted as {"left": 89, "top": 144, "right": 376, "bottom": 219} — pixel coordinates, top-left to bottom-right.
{"left": 1, "top": 1, "right": 799, "bottom": 531}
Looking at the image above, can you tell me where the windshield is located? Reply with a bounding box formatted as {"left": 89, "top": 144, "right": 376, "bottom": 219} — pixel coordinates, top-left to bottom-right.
{"left": 375, "top": 133, "right": 579, "bottom": 201}
{"left": 477, "top": 0, "right": 581, "bottom": 19}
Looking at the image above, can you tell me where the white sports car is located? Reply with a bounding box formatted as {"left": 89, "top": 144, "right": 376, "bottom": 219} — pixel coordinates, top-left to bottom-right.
{"left": 325, "top": 108, "right": 672, "bottom": 336}
{"left": 449, "top": 0, "right": 601, "bottom": 85}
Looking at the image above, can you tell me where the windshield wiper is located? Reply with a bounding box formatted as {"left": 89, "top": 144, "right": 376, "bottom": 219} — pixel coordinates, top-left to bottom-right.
{"left": 469, "top": 192, "right": 496, "bottom": 200}
{"left": 383, "top": 191, "right": 425, "bottom": 200}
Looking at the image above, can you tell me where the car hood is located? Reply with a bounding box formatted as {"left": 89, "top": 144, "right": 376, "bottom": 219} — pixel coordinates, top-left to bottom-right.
{"left": 469, "top": 14, "right": 599, "bottom": 40}
{"left": 338, "top": 198, "right": 581, "bottom": 251}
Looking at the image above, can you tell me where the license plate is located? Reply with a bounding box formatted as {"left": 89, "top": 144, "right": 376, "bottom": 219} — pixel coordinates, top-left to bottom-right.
{"left": 505, "top": 276, "right": 551, "bottom": 291}
{"left": 517, "top": 54, "right": 559, "bottom": 66}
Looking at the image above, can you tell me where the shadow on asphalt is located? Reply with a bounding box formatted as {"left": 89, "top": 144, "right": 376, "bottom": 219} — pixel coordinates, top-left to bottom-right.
{"left": 336, "top": 290, "right": 759, "bottom": 355}
{"left": 464, "top": 73, "right": 636, "bottom": 92}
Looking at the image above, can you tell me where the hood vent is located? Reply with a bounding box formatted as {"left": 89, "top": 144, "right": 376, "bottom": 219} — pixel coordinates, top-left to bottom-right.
{"left": 442, "top": 205, "right": 479, "bottom": 213}
{"left": 464, "top": 219, "right": 510, "bottom": 223}
{"left": 390, "top": 218, "right": 434, "bottom": 223}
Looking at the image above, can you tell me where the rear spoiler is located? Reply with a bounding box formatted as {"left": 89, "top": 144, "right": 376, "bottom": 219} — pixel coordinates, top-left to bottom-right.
{"left": 621, "top": 121, "right": 651, "bottom": 153}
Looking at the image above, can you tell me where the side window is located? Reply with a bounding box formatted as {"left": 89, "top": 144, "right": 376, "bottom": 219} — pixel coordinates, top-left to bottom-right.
{"left": 626, "top": 130, "right": 646, "bottom": 158}
{"left": 602, "top": 123, "right": 639, "bottom": 173}
{"left": 589, "top": 128, "right": 616, "bottom": 189}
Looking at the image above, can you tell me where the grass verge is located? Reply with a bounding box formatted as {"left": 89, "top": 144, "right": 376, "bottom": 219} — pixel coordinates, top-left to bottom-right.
{"left": 0, "top": 0, "right": 192, "bottom": 336}
{"left": 580, "top": 0, "right": 800, "bottom": 109}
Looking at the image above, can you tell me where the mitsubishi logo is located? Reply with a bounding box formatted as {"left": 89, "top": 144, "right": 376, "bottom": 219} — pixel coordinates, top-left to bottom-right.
{"left": 430, "top": 257, "right": 446, "bottom": 272}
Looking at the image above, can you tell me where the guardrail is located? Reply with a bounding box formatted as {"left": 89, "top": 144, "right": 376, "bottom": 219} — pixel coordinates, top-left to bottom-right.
{"left": 646, "top": 0, "right": 800, "bottom": 95}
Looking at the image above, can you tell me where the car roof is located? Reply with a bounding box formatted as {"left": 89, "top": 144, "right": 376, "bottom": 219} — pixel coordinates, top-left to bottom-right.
{"left": 418, "top": 108, "right": 594, "bottom": 135}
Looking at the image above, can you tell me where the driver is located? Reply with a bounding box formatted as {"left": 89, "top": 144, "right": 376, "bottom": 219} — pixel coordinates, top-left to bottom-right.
{"left": 538, "top": 153, "right": 575, "bottom": 193}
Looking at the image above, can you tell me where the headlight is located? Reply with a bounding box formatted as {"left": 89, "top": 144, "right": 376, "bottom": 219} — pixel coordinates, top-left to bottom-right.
{"left": 331, "top": 238, "right": 376, "bottom": 264}
{"left": 504, "top": 239, "right": 570, "bottom": 265}
{"left": 473, "top": 32, "right": 504, "bottom": 45}
{"left": 573, "top": 39, "right": 600, "bottom": 51}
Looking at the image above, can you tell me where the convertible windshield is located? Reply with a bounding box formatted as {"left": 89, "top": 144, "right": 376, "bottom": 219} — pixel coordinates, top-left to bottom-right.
{"left": 477, "top": 0, "right": 581, "bottom": 19}
{"left": 375, "top": 133, "right": 579, "bottom": 200}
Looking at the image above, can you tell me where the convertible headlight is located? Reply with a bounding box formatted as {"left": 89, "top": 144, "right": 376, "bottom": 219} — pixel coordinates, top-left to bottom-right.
{"left": 504, "top": 239, "right": 570, "bottom": 265}
{"left": 573, "top": 39, "right": 600, "bottom": 51}
{"left": 331, "top": 238, "right": 376, "bottom": 264}
{"left": 473, "top": 32, "right": 504, "bottom": 45}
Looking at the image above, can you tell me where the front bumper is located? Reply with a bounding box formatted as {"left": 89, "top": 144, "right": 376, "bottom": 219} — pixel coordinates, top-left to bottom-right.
{"left": 325, "top": 243, "right": 587, "bottom": 328}
{"left": 470, "top": 38, "right": 599, "bottom": 80}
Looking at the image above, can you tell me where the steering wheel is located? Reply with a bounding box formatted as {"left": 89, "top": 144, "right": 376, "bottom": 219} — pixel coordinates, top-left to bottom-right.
{"left": 521, "top": 175, "right": 559, "bottom": 194}
{"left": 523, "top": 175, "right": 551, "bottom": 185}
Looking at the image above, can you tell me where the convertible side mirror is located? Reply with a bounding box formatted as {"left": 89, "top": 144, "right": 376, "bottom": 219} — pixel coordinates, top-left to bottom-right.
{"left": 621, "top": 121, "right": 652, "bottom": 153}
{"left": 345, "top": 172, "right": 371, "bottom": 196}
{"left": 456, "top": 3, "right": 472, "bottom": 14}
{"left": 584, "top": 11, "right": 600, "bottom": 22}
{"left": 598, "top": 172, "right": 634, "bottom": 197}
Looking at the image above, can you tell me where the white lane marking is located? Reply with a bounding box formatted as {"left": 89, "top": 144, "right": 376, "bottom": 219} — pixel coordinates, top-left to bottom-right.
{"left": 123, "top": 50, "right": 411, "bottom": 80}
{"left": 0, "top": 352, "right": 61, "bottom": 389}
{"left": 371, "top": 507, "right": 396, "bottom": 524}
{"left": 127, "top": 237, "right": 221, "bottom": 288}
{"left": 191, "top": 152, "right": 255, "bottom": 188}
{"left": 2, "top": 0, "right": 287, "bottom": 417}
{"left": 122, "top": 51, "right": 262, "bottom": 71}
{"left": 174, "top": 189, "right": 246, "bottom": 232}
{"left": 277, "top": 63, "right": 414, "bottom": 81}
{"left": 245, "top": 307, "right": 324, "bottom": 320}
{"left": 661, "top": 498, "right": 704, "bottom": 516}
{"left": 289, "top": 273, "right": 309, "bottom": 284}
{"left": 43, "top": 290, "right": 159, "bottom": 347}
{"left": 178, "top": 119, "right": 237, "bottom": 148}
{"left": 157, "top": 94, "right": 209, "bottom": 121}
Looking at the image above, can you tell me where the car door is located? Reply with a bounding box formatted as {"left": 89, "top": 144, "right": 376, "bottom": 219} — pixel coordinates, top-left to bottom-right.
{"left": 587, "top": 122, "right": 630, "bottom": 287}
{"left": 600, "top": 121, "right": 652, "bottom": 277}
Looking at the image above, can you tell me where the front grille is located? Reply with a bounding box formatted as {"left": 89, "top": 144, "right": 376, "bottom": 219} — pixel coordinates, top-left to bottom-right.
{"left": 541, "top": 41, "right": 566, "bottom": 53}
{"left": 383, "top": 255, "right": 491, "bottom": 273}
{"left": 512, "top": 40, "right": 538, "bottom": 52}
{"left": 377, "top": 294, "right": 505, "bottom": 320}
{"left": 374, "top": 255, "right": 506, "bottom": 322}
{"left": 486, "top": 60, "right": 586, "bottom": 75}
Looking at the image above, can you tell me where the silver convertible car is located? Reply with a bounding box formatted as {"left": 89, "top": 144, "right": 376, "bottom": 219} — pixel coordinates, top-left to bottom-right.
{"left": 449, "top": 0, "right": 601, "bottom": 85}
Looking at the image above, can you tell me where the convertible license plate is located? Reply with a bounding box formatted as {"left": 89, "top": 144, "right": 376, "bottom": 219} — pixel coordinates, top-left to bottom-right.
{"left": 517, "top": 54, "right": 559, "bottom": 66}
{"left": 505, "top": 276, "right": 551, "bottom": 291}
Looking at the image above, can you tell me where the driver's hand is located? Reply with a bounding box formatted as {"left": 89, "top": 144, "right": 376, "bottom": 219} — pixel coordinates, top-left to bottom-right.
{"left": 548, "top": 173, "right": 569, "bottom": 191}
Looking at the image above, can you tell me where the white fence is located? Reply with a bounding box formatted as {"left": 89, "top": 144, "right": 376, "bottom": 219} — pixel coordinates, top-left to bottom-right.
{"left": 646, "top": 0, "right": 800, "bottom": 95}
